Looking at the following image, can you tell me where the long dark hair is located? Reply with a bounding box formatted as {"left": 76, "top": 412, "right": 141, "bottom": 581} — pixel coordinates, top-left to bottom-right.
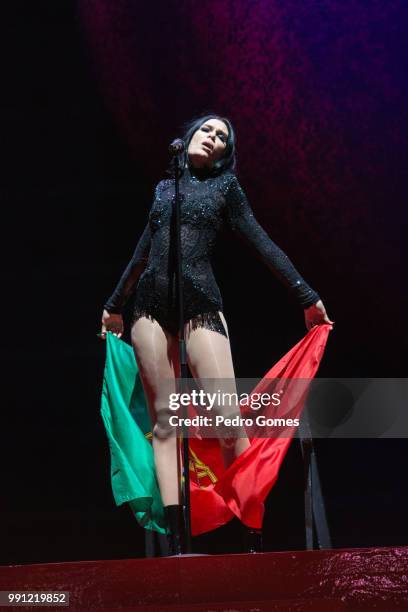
{"left": 167, "top": 113, "right": 237, "bottom": 177}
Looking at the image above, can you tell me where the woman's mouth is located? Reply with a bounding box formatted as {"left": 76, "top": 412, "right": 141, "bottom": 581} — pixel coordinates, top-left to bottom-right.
{"left": 202, "top": 141, "right": 213, "bottom": 153}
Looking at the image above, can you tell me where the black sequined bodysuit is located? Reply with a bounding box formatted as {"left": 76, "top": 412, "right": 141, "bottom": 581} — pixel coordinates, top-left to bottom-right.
{"left": 104, "top": 166, "right": 320, "bottom": 338}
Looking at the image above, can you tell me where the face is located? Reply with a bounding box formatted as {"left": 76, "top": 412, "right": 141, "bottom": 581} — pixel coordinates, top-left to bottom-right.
{"left": 187, "top": 118, "right": 229, "bottom": 169}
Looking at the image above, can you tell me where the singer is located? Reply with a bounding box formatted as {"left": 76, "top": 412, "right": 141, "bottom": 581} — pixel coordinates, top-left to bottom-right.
{"left": 100, "top": 114, "right": 333, "bottom": 553}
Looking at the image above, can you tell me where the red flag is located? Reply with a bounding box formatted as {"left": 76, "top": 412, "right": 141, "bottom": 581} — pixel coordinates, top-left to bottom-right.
{"left": 188, "top": 323, "right": 332, "bottom": 535}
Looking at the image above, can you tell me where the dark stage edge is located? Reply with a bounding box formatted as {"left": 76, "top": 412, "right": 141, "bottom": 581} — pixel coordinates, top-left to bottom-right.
{"left": 0, "top": 546, "right": 407, "bottom": 611}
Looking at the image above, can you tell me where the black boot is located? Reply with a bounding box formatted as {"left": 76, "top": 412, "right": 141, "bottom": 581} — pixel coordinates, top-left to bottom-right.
{"left": 243, "top": 526, "right": 263, "bottom": 553}
{"left": 164, "top": 504, "right": 186, "bottom": 556}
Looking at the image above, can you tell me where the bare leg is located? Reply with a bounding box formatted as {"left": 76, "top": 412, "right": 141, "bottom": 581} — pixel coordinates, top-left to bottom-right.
{"left": 185, "top": 311, "right": 250, "bottom": 469}
{"left": 130, "top": 317, "right": 180, "bottom": 506}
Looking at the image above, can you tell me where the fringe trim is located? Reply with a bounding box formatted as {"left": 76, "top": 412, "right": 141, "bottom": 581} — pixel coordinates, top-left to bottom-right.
{"left": 131, "top": 308, "right": 228, "bottom": 339}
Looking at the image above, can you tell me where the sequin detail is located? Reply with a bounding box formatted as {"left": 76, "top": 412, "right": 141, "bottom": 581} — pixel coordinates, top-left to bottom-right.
{"left": 104, "top": 165, "right": 320, "bottom": 330}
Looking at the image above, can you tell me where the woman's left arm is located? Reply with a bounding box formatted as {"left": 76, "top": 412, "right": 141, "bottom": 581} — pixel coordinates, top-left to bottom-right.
{"left": 224, "top": 175, "right": 334, "bottom": 330}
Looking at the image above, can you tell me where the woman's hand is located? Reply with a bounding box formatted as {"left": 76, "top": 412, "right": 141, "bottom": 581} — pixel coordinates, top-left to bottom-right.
{"left": 304, "top": 300, "right": 334, "bottom": 331}
{"left": 100, "top": 309, "right": 124, "bottom": 340}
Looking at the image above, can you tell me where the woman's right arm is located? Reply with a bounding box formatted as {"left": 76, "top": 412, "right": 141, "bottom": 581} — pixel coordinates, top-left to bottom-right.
{"left": 100, "top": 221, "right": 151, "bottom": 339}
{"left": 104, "top": 222, "right": 151, "bottom": 314}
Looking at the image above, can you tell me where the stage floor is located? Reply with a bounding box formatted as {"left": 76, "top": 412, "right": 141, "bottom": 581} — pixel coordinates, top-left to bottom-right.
{"left": 0, "top": 545, "right": 407, "bottom": 611}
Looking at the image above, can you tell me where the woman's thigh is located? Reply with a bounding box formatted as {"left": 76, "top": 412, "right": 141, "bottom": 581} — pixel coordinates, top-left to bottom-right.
{"left": 130, "top": 316, "right": 179, "bottom": 426}
{"left": 185, "top": 311, "right": 235, "bottom": 379}
{"left": 185, "top": 312, "right": 250, "bottom": 457}
{"left": 185, "top": 311, "right": 238, "bottom": 415}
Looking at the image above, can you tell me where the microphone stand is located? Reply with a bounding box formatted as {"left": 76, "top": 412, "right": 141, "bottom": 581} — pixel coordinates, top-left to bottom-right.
{"left": 172, "top": 153, "right": 192, "bottom": 554}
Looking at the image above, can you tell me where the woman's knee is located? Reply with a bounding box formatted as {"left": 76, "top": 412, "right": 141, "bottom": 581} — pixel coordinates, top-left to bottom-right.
{"left": 152, "top": 403, "right": 177, "bottom": 439}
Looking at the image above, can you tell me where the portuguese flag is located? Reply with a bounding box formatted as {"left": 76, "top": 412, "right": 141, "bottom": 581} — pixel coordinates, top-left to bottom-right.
{"left": 100, "top": 324, "right": 332, "bottom": 535}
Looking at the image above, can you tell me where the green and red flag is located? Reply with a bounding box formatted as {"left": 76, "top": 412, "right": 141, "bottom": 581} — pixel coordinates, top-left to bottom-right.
{"left": 100, "top": 324, "right": 331, "bottom": 535}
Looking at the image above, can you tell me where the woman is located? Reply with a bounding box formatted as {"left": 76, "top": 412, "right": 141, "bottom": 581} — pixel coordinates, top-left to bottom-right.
{"left": 100, "top": 114, "right": 333, "bottom": 554}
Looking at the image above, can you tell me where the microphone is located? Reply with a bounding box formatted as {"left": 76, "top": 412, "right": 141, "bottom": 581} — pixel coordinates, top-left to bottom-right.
{"left": 168, "top": 138, "right": 185, "bottom": 156}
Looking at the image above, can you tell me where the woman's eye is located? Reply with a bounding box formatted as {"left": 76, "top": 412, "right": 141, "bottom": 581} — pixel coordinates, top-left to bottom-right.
{"left": 218, "top": 135, "right": 226, "bottom": 142}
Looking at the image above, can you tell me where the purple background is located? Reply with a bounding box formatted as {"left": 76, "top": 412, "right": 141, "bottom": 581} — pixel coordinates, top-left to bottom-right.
{"left": 78, "top": 0, "right": 407, "bottom": 375}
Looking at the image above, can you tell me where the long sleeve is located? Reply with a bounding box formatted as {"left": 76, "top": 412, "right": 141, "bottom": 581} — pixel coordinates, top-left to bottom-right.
{"left": 224, "top": 175, "right": 320, "bottom": 308}
{"left": 104, "top": 222, "right": 151, "bottom": 314}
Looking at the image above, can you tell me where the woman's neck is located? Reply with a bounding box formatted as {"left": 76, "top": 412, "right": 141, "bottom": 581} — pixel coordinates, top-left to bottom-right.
{"left": 187, "top": 162, "right": 212, "bottom": 180}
